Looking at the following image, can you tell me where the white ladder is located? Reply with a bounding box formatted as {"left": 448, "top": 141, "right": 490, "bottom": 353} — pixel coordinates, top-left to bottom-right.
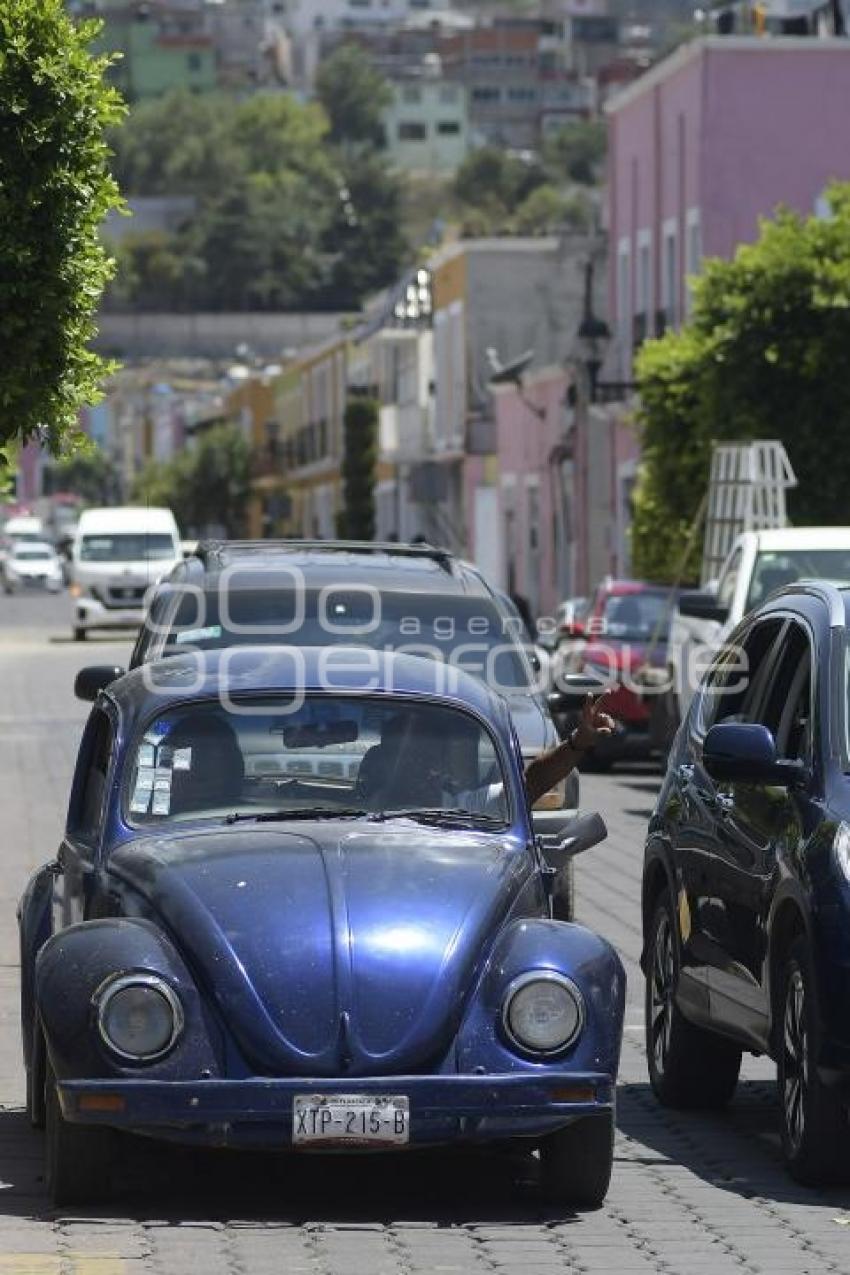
{"left": 701, "top": 441, "right": 796, "bottom": 586}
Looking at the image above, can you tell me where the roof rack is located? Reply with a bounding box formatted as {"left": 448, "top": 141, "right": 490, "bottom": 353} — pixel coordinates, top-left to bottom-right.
{"left": 193, "top": 539, "right": 456, "bottom": 571}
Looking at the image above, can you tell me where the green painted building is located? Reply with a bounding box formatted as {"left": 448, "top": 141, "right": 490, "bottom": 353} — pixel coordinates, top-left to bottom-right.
{"left": 91, "top": 5, "right": 217, "bottom": 101}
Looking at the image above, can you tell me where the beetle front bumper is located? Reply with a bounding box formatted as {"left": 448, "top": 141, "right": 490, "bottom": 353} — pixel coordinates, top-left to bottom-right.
{"left": 59, "top": 1071, "right": 615, "bottom": 1149}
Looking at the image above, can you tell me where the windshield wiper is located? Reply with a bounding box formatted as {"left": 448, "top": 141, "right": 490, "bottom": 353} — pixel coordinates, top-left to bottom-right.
{"left": 225, "top": 807, "right": 369, "bottom": 825}
{"left": 368, "top": 808, "right": 504, "bottom": 829}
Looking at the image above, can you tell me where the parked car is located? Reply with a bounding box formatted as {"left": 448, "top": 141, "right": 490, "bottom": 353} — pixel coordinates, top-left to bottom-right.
{"left": 78, "top": 540, "right": 582, "bottom": 917}
{"left": 68, "top": 507, "right": 182, "bottom": 641}
{"left": 21, "top": 646, "right": 624, "bottom": 1208}
{"left": 1, "top": 541, "right": 63, "bottom": 593}
{"left": 0, "top": 514, "right": 46, "bottom": 574}
{"left": 642, "top": 579, "right": 850, "bottom": 1185}
{"left": 549, "top": 580, "right": 677, "bottom": 768}
{"left": 656, "top": 527, "right": 850, "bottom": 750}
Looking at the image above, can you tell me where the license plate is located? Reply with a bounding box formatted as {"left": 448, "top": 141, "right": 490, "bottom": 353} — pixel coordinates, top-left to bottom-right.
{"left": 292, "top": 1094, "right": 409, "bottom": 1146}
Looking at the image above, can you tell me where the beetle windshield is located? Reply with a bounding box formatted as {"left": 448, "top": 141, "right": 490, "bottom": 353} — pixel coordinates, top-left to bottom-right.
{"left": 125, "top": 696, "right": 510, "bottom": 827}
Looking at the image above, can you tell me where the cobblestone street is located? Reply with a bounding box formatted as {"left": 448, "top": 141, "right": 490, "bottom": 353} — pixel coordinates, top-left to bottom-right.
{"left": 1, "top": 594, "right": 849, "bottom": 1274}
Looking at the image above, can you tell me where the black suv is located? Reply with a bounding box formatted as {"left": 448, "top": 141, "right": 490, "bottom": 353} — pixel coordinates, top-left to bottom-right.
{"left": 80, "top": 540, "right": 580, "bottom": 914}
{"left": 643, "top": 580, "right": 850, "bottom": 1185}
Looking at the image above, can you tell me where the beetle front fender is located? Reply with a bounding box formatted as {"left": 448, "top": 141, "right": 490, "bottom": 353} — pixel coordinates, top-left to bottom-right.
{"left": 35, "top": 917, "right": 223, "bottom": 1081}
{"left": 18, "top": 862, "right": 57, "bottom": 1071}
{"left": 455, "top": 918, "right": 625, "bottom": 1078}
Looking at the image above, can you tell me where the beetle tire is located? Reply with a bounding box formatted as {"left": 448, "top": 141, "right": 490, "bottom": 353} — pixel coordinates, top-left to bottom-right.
{"left": 539, "top": 1110, "right": 614, "bottom": 1208}
{"left": 778, "top": 938, "right": 849, "bottom": 1186}
{"left": 551, "top": 860, "right": 575, "bottom": 922}
{"left": 646, "top": 897, "right": 741, "bottom": 1109}
{"left": 45, "top": 1064, "right": 113, "bottom": 1207}
{"left": 26, "top": 1026, "right": 46, "bottom": 1130}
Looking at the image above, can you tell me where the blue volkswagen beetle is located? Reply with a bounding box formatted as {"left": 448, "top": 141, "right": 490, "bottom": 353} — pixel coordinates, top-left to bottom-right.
{"left": 20, "top": 647, "right": 624, "bottom": 1208}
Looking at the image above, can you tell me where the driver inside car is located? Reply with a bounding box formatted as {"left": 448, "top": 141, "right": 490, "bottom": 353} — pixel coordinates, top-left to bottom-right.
{"left": 356, "top": 693, "right": 615, "bottom": 816}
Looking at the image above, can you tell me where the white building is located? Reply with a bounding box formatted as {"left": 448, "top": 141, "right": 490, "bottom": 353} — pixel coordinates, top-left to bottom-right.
{"left": 383, "top": 71, "right": 470, "bottom": 174}
{"left": 281, "top": 0, "right": 452, "bottom": 37}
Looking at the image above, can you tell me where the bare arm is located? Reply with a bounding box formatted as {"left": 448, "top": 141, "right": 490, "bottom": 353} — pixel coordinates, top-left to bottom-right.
{"left": 525, "top": 740, "right": 584, "bottom": 807}
{"left": 524, "top": 692, "right": 616, "bottom": 807}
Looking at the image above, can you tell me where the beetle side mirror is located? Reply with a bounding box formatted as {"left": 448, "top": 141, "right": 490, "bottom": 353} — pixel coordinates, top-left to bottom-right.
{"left": 74, "top": 665, "right": 125, "bottom": 702}
{"left": 703, "top": 722, "right": 807, "bottom": 787}
{"left": 533, "top": 810, "right": 607, "bottom": 871}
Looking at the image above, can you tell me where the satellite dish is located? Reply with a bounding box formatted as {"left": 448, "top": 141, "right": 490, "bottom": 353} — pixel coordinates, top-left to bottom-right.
{"left": 487, "top": 348, "right": 535, "bottom": 386}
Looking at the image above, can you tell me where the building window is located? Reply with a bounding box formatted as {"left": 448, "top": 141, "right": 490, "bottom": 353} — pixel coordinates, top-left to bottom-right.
{"left": 402, "top": 85, "right": 422, "bottom": 104}
{"left": 439, "top": 85, "right": 458, "bottom": 103}
{"left": 636, "top": 229, "right": 651, "bottom": 341}
{"left": 662, "top": 220, "right": 678, "bottom": 329}
{"left": 616, "top": 236, "right": 631, "bottom": 344}
{"left": 437, "top": 120, "right": 461, "bottom": 135}
{"left": 472, "top": 86, "right": 500, "bottom": 102}
{"left": 685, "top": 208, "right": 701, "bottom": 316}
{"left": 507, "top": 86, "right": 536, "bottom": 102}
{"left": 398, "top": 121, "right": 427, "bottom": 140}
{"left": 187, "top": 52, "right": 202, "bottom": 72}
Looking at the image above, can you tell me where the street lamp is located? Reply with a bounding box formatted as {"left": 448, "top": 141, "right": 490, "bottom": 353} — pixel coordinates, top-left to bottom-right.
{"left": 573, "top": 258, "right": 635, "bottom": 404}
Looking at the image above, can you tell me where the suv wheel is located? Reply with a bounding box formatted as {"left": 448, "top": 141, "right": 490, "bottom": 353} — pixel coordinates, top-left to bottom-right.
{"left": 646, "top": 897, "right": 741, "bottom": 1108}
{"left": 778, "top": 938, "right": 848, "bottom": 1185}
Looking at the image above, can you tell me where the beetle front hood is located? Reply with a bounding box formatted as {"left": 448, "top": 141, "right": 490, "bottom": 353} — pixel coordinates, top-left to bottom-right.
{"left": 109, "top": 824, "right": 532, "bottom": 1077}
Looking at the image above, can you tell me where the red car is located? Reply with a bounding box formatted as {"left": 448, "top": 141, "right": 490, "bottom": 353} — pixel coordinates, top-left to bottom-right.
{"left": 550, "top": 580, "right": 675, "bottom": 767}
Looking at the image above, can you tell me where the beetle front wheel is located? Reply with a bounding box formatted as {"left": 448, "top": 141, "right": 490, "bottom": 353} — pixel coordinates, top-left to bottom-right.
{"left": 45, "top": 1065, "right": 113, "bottom": 1208}
{"left": 539, "top": 1110, "right": 614, "bottom": 1208}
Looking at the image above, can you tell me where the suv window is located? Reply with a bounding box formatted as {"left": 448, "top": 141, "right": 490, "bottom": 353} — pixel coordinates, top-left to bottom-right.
{"left": 757, "top": 621, "right": 812, "bottom": 762}
{"left": 697, "top": 618, "right": 785, "bottom": 735}
{"left": 135, "top": 583, "right": 535, "bottom": 691}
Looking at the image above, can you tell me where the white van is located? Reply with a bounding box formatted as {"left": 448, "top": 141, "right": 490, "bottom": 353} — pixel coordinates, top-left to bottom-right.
{"left": 69, "top": 507, "right": 181, "bottom": 640}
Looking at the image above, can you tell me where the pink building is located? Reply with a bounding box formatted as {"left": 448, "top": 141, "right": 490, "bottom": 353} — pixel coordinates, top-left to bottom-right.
{"left": 489, "top": 369, "right": 572, "bottom": 619}
{"left": 606, "top": 36, "right": 850, "bottom": 371}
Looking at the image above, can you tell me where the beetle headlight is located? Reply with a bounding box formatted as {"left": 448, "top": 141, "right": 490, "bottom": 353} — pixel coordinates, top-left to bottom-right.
{"left": 96, "top": 974, "right": 183, "bottom": 1062}
{"left": 502, "top": 972, "right": 584, "bottom": 1055}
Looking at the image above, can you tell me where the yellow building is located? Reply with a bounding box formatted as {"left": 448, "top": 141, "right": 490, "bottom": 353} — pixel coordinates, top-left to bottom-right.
{"left": 244, "top": 333, "right": 351, "bottom": 541}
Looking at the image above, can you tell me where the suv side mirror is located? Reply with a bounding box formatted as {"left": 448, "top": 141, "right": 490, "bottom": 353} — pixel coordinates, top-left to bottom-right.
{"left": 74, "top": 665, "right": 125, "bottom": 702}
{"left": 678, "top": 590, "right": 730, "bottom": 625}
{"left": 533, "top": 810, "right": 607, "bottom": 870}
{"left": 703, "top": 722, "right": 806, "bottom": 786}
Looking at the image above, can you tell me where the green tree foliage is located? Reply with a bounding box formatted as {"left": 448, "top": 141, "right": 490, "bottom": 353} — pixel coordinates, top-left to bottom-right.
{"left": 107, "top": 88, "right": 405, "bottom": 312}
{"left": 632, "top": 184, "right": 850, "bottom": 582}
{"left": 452, "top": 145, "right": 595, "bottom": 237}
{"left": 47, "top": 446, "right": 120, "bottom": 505}
{"left": 133, "top": 423, "right": 251, "bottom": 536}
{"left": 510, "top": 185, "right": 592, "bottom": 236}
{"left": 315, "top": 43, "right": 391, "bottom": 149}
{"left": 454, "top": 147, "right": 547, "bottom": 222}
{"left": 0, "top": 0, "right": 125, "bottom": 461}
{"left": 542, "top": 120, "right": 607, "bottom": 186}
{"left": 339, "top": 396, "right": 378, "bottom": 540}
